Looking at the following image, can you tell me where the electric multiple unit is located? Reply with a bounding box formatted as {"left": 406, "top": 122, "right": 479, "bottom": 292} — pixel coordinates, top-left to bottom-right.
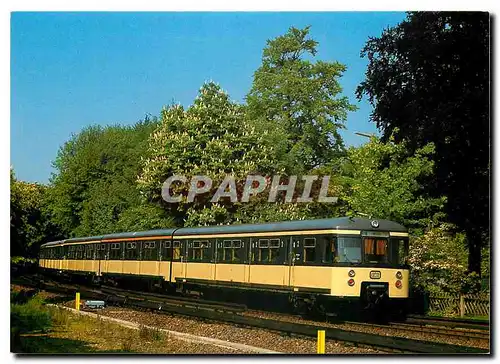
{"left": 39, "top": 217, "right": 410, "bottom": 316}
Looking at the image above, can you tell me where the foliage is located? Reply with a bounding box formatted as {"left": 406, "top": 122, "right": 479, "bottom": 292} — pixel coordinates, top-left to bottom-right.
{"left": 339, "top": 135, "right": 445, "bottom": 231}
{"left": 11, "top": 294, "right": 52, "bottom": 339}
{"left": 138, "top": 82, "right": 277, "bottom": 226}
{"left": 115, "top": 204, "right": 175, "bottom": 232}
{"left": 409, "top": 224, "right": 481, "bottom": 294}
{"left": 246, "top": 26, "right": 356, "bottom": 174}
{"left": 10, "top": 168, "right": 62, "bottom": 257}
{"left": 357, "top": 12, "right": 489, "bottom": 274}
{"left": 46, "top": 118, "right": 166, "bottom": 237}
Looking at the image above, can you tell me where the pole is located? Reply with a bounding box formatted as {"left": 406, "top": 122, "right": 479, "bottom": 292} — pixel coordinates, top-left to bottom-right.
{"left": 75, "top": 292, "right": 80, "bottom": 311}
{"left": 459, "top": 293, "right": 465, "bottom": 317}
{"left": 317, "top": 330, "right": 325, "bottom": 354}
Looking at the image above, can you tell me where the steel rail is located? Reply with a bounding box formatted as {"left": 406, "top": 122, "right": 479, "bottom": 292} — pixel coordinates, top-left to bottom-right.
{"left": 11, "top": 275, "right": 489, "bottom": 354}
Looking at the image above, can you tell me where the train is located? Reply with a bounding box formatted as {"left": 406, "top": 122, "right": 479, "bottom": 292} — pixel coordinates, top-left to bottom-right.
{"left": 38, "top": 217, "right": 410, "bottom": 318}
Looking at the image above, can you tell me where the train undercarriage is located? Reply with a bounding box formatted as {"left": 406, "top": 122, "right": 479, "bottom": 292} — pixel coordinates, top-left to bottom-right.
{"left": 43, "top": 268, "right": 407, "bottom": 322}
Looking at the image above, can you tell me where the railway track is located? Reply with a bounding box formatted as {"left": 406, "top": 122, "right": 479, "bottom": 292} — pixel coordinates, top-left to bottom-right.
{"left": 12, "top": 277, "right": 488, "bottom": 354}
{"left": 344, "top": 321, "right": 489, "bottom": 341}
{"left": 405, "top": 315, "right": 489, "bottom": 331}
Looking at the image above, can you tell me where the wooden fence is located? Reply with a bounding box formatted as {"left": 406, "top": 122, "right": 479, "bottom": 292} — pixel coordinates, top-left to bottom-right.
{"left": 429, "top": 293, "right": 490, "bottom": 317}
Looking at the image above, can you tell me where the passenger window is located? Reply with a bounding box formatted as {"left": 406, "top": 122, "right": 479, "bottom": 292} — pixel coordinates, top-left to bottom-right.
{"left": 173, "top": 241, "right": 181, "bottom": 260}
{"left": 254, "top": 239, "right": 280, "bottom": 263}
{"left": 219, "top": 240, "right": 241, "bottom": 262}
{"left": 269, "top": 239, "right": 280, "bottom": 263}
{"left": 125, "top": 242, "right": 138, "bottom": 260}
{"left": 161, "top": 240, "right": 172, "bottom": 260}
{"left": 258, "top": 239, "right": 269, "bottom": 262}
{"left": 110, "top": 242, "right": 122, "bottom": 259}
{"left": 303, "top": 238, "right": 316, "bottom": 263}
{"left": 192, "top": 241, "right": 205, "bottom": 261}
{"left": 142, "top": 241, "right": 157, "bottom": 260}
{"left": 86, "top": 244, "right": 95, "bottom": 259}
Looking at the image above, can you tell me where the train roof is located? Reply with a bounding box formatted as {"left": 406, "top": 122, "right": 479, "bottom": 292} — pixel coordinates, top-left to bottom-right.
{"left": 40, "top": 240, "right": 65, "bottom": 248}
{"left": 175, "top": 217, "right": 407, "bottom": 236}
{"left": 40, "top": 217, "right": 407, "bottom": 247}
{"left": 101, "top": 229, "right": 177, "bottom": 240}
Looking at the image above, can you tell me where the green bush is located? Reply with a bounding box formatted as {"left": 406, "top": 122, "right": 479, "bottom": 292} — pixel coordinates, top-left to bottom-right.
{"left": 11, "top": 294, "right": 52, "bottom": 335}
{"left": 11, "top": 289, "right": 37, "bottom": 305}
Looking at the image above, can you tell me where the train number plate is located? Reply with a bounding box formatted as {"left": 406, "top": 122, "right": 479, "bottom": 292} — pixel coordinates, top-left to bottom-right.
{"left": 370, "top": 271, "right": 381, "bottom": 279}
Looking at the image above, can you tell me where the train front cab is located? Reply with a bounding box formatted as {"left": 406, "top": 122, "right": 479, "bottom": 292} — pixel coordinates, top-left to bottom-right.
{"left": 325, "top": 232, "right": 410, "bottom": 320}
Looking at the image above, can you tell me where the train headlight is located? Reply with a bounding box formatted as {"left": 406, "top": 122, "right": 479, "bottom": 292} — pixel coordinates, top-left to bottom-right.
{"left": 396, "top": 271, "right": 403, "bottom": 279}
{"left": 348, "top": 279, "right": 355, "bottom": 286}
{"left": 348, "top": 270, "right": 355, "bottom": 277}
{"left": 395, "top": 280, "right": 402, "bottom": 289}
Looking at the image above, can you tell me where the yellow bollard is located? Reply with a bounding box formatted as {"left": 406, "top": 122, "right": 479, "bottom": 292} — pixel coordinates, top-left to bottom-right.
{"left": 317, "top": 330, "right": 325, "bottom": 354}
{"left": 75, "top": 292, "right": 80, "bottom": 311}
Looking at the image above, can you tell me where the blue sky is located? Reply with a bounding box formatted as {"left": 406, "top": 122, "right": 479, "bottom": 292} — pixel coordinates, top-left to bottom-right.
{"left": 11, "top": 12, "right": 406, "bottom": 183}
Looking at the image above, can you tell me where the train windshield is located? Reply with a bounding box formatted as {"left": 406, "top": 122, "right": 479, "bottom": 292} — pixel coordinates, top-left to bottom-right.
{"left": 363, "top": 237, "right": 388, "bottom": 263}
{"left": 337, "top": 237, "right": 362, "bottom": 263}
{"left": 390, "top": 238, "right": 409, "bottom": 265}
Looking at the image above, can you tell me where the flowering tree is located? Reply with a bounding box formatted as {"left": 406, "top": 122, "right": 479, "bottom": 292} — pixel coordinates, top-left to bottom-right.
{"left": 137, "top": 82, "right": 277, "bottom": 226}
{"left": 409, "top": 224, "right": 482, "bottom": 294}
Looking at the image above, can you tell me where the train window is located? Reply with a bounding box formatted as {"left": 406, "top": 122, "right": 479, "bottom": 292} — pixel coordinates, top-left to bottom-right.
{"left": 363, "top": 238, "right": 388, "bottom": 263}
{"left": 398, "top": 240, "right": 409, "bottom": 265}
{"left": 338, "top": 237, "right": 362, "bottom": 263}
{"left": 142, "top": 241, "right": 158, "bottom": 260}
{"left": 125, "top": 241, "right": 138, "bottom": 260}
{"left": 269, "top": 239, "right": 280, "bottom": 248}
{"left": 173, "top": 241, "right": 181, "bottom": 260}
{"left": 257, "top": 239, "right": 269, "bottom": 262}
{"left": 74, "top": 245, "right": 82, "bottom": 260}
{"left": 109, "top": 243, "right": 122, "bottom": 259}
{"left": 303, "top": 238, "right": 316, "bottom": 263}
{"left": 161, "top": 240, "right": 172, "bottom": 260}
{"left": 191, "top": 241, "right": 208, "bottom": 261}
{"left": 232, "top": 240, "right": 243, "bottom": 262}
{"left": 304, "top": 238, "right": 316, "bottom": 247}
{"left": 218, "top": 240, "right": 241, "bottom": 262}
{"left": 85, "top": 244, "right": 95, "bottom": 259}
{"left": 322, "top": 237, "right": 338, "bottom": 263}
{"left": 390, "top": 239, "right": 409, "bottom": 265}
{"left": 255, "top": 239, "right": 280, "bottom": 263}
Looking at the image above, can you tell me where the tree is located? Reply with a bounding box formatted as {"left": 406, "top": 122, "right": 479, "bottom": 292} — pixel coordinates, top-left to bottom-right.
{"left": 356, "top": 12, "right": 490, "bottom": 274}
{"left": 10, "top": 168, "right": 62, "bottom": 258}
{"left": 138, "top": 82, "right": 277, "bottom": 226}
{"left": 47, "top": 117, "right": 163, "bottom": 237}
{"left": 340, "top": 136, "right": 446, "bottom": 233}
{"left": 408, "top": 223, "right": 479, "bottom": 295}
{"left": 246, "top": 26, "right": 356, "bottom": 174}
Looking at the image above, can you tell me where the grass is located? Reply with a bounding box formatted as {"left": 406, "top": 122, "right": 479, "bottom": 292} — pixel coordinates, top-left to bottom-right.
{"left": 11, "top": 289, "right": 235, "bottom": 354}
{"left": 13, "top": 307, "right": 169, "bottom": 353}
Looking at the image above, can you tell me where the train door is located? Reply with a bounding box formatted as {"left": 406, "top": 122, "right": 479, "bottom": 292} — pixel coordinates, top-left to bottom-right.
{"left": 181, "top": 240, "right": 188, "bottom": 278}
{"left": 288, "top": 236, "right": 300, "bottom": 288}
{"left": 98, "top": 243, "right": 110, "bottom": 275}
{"left": 170, "top": 240, "right": 187, "bottom": 282}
